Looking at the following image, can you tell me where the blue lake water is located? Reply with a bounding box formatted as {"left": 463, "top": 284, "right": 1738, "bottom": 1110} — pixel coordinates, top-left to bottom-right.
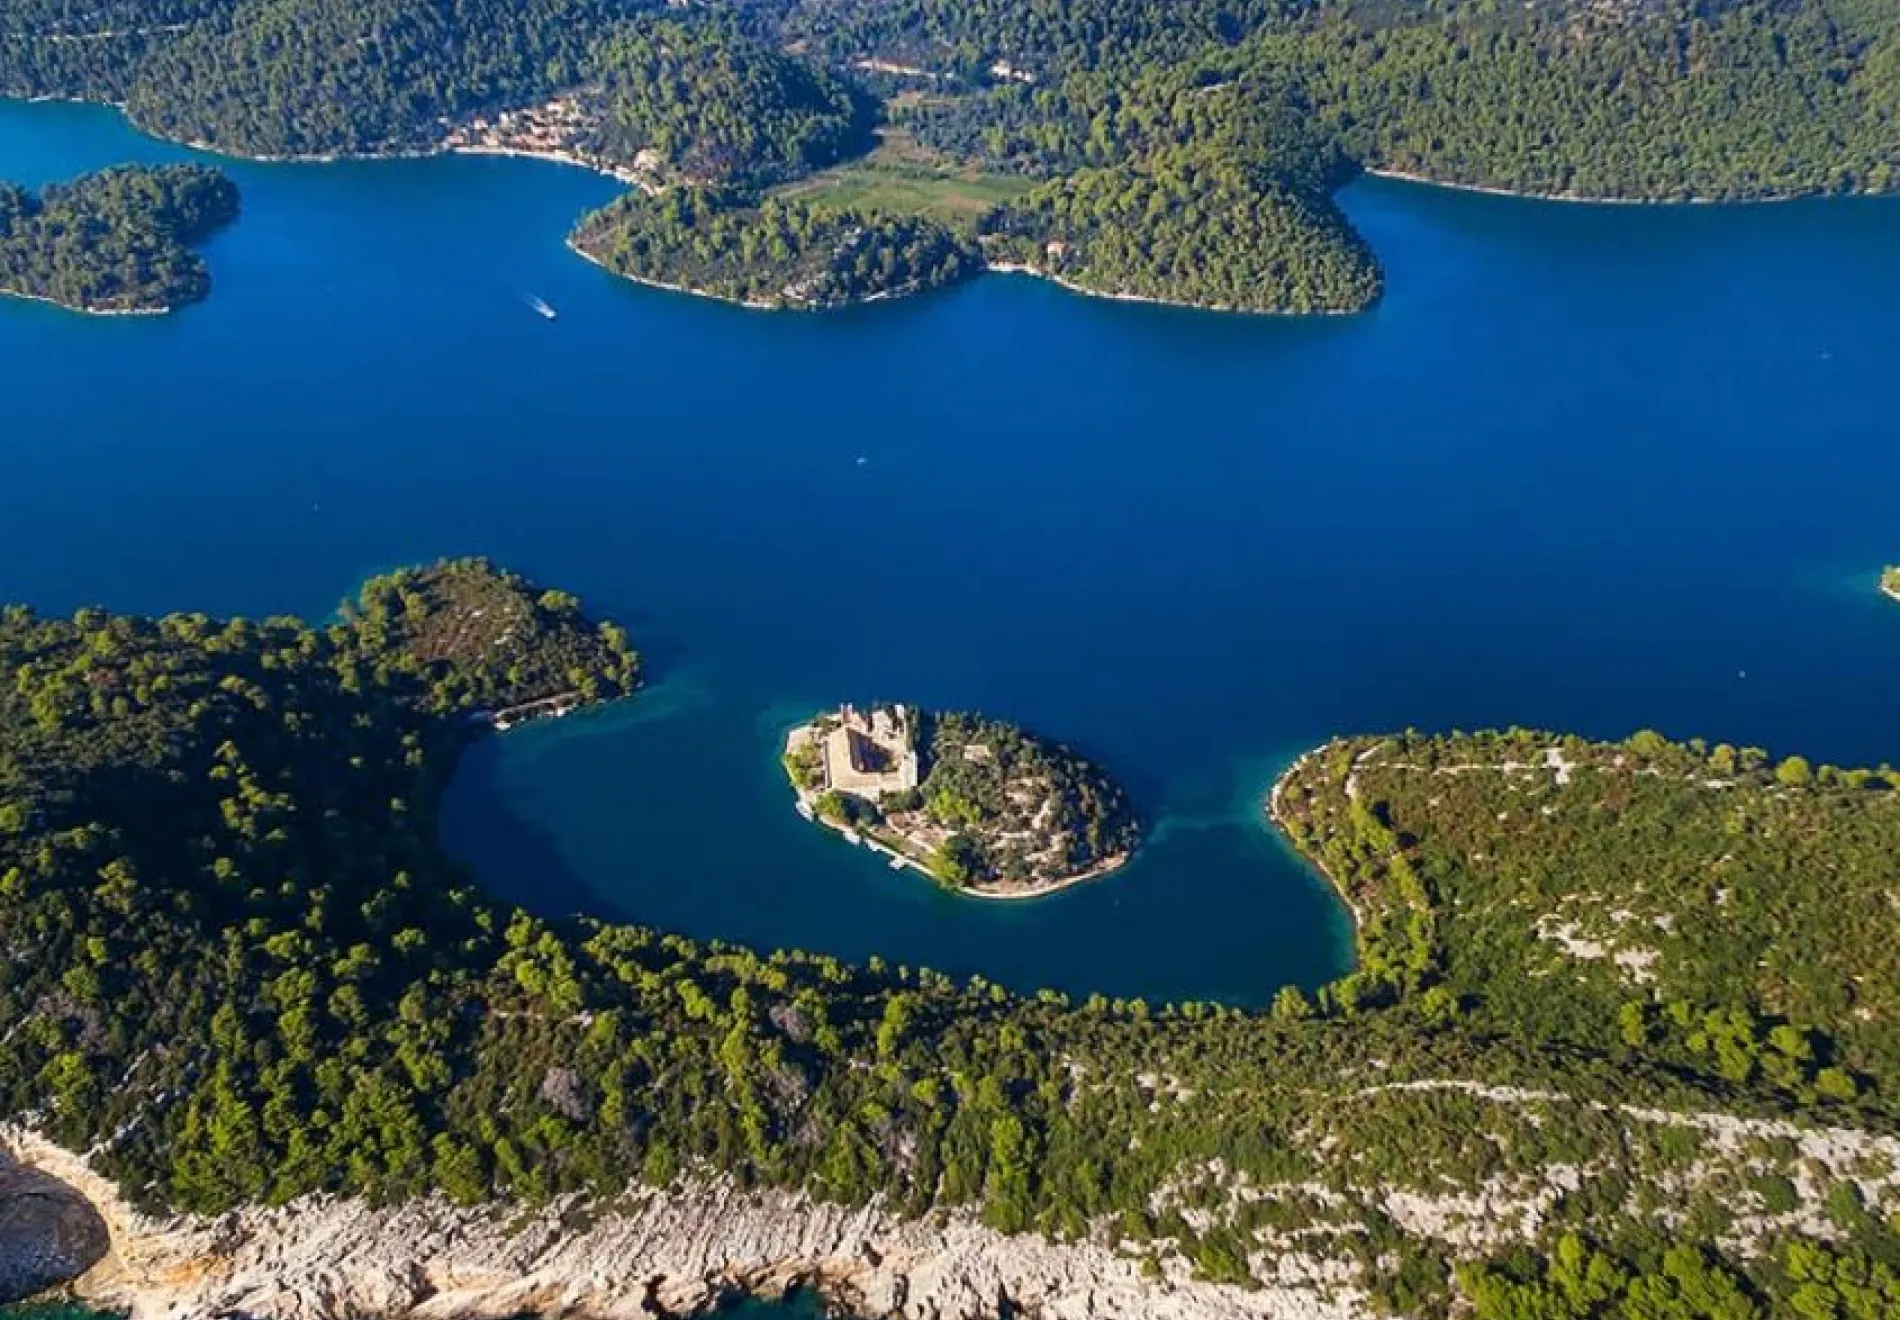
{"left": 4, "top": 99, "right": 1900, "bottom": 1010}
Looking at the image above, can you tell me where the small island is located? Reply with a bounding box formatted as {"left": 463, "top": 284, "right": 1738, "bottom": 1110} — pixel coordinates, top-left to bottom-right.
{"left": 783, "top": 704, "right": 1139, "bottom": 896}
{"left": 1882, "top": 565, "right": 1900, "bottom": 603}
{"left": 0, "top": 164, "right": 239, "bottom": 315}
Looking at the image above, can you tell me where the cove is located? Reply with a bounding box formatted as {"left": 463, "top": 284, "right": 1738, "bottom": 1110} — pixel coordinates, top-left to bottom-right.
{"left": 3, "top": 100, "right": 1899, "bottom": 1009}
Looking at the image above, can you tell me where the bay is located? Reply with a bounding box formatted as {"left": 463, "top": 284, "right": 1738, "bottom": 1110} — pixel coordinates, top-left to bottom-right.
{"left": 3, "top": 100, "right": 1899, "bottom": 1008}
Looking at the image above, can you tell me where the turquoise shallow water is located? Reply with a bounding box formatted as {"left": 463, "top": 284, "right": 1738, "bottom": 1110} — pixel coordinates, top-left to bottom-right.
{"left": 4, "top": 100, "right": 1900, "bottom": 1009}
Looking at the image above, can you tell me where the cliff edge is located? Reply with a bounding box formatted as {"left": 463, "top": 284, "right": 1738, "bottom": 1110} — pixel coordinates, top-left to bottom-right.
{"left": 0, "top": 1128, "right": 1358, "bottom": 1320}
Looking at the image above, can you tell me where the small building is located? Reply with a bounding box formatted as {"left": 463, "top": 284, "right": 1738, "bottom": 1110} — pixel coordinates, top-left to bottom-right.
{"left": 823, "top": 704, "right": 921, "bottom": 800}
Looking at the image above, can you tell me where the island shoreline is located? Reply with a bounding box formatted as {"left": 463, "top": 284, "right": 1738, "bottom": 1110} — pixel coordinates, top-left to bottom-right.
{"left": 982, "top": 262, "right": 1361, "bottom": 317}
{"left": 18, "top": 94, "right": 1891, "bottom": 215}
{"left": 33, "top": 97, "right": 658, "bottom": 190}
{"left": 0, "top": 286, "right": 169, "bottom": 317}
{"left": 1359, "top": 166, "right": 1886, "bottom": 208}
{"left": 781, "top": 710, "right": 1137, "bottom": 901}
{"left": 12, "top": 96, "right": 1891, "bottom": 323}
{"left": 567, "top": 239, "right": 804, "bottom": 311}
{"left": 797, "top": 793, "right": 1133, "bottom": 902}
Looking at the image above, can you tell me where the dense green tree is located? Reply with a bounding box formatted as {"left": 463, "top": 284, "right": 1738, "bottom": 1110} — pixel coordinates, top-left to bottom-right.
{"left": 571, "top": 187, "right": 978, "bottom": 309}
{"left": 584, "top": 16, "right": 873, "bottom": 187}
{"left": 2, "top": 566, "right": 1900, "bottom": 1311}
{"left": 0, "top": 164, "right": 238, "bottom": 312}
{"left": 6, "top": 0, "right": 1898, "bottom": 314}
{"left": 982, "top": 151, "right": 1381, "bottom": 312}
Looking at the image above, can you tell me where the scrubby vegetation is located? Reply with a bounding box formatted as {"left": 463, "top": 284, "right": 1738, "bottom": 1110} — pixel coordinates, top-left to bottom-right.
{"left": 4, "top": 564, "right": 1900, "bottom": 1315}
{"left": 8, "top": 0, "right": 1898, "bottom": 312}
{"left": 570, "top": 188, "right": 978, "bottom": 309}
{"left": 1272, "top": 728, "right": 1900, "bottom": 1089}
{"left": 0, "top": 164, "right": 238, "bottom": 313}
{"left": 784, "top": 706, "right": 1138, "bottom": 889}
{"left": 909, "top": 710, "right": 1140, "bottom": 888}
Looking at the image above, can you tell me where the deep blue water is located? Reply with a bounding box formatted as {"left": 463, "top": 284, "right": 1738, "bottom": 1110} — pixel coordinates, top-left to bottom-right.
{"left": 5, "top": 100, "right": 1900, "bottom": 1010}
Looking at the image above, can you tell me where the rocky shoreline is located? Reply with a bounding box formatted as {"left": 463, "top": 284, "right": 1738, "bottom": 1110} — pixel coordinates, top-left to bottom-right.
{"left": 982, "top": 264, "right": 1357, "bottom": 317}
{"left": 566, "top": 241, "right": 782, "bottom": 311}
{"left": 0, "top": 286, "right": 172, "bottom": 317}
{"left": 0, "top": 1128, "right": 1362, "bottom": 1320}
{"left": 1265, "top": 745, "right": 1364, "bottom": 933}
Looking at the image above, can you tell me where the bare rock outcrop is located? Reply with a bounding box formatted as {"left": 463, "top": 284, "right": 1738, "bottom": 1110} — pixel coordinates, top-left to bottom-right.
{"left": 0, "top": 1128, "right": 1362, "bottom": 1320}
{"left": 0, "top": 1149, "right": 111, "bottom": 1302}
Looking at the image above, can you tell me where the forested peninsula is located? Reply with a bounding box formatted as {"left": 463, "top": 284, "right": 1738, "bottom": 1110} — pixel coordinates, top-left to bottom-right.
{"left": 0, "top": 164, "right": 237, "bottom": 314}
{"left": 5, "top": 0, "right": 1898, "bottom": 312}
{"left": 570, "top": 189, "right": 978, "bottom": 310}
{"left": 3, "top": 562, "right": 1900, "bottom": 1318}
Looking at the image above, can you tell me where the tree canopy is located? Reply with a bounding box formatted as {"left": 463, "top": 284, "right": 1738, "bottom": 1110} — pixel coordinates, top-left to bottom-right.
{"left": 0, "top": 164, "right": 238, "bottom": 313}
{"left": 571, "top": 187, "right": 979, "bottom": 309}
{"left": 6, "top": 0, "right": 1897, "bottom": 311}
{"left": 583, "top": 16, "right": 874, "bottom": 187}
{"left": 2, "top": 565, "right": 1898, "bottom": 1315}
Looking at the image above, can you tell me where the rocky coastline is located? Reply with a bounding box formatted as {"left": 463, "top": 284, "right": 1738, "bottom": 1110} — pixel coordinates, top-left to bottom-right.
{"left": 1265, "top": 745, "right": 1364, "bottom": 933}
{"left": 0, "top": 286, "right": 171, "bottom": 316}
{"left": 0, "top": 1128, "right": 1360, "bottom": 1320}
{"left": 982, "top": 264, "right": 1357, "bottom": 317}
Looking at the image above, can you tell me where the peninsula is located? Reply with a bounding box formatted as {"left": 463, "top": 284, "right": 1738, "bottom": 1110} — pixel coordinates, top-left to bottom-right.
{"left": 7, "top": 1, "right": 1898, "bottom": 314}
{"left": 782, "top": 704, "right": 1138, "bottom": 895}
{"left": 570, "top": 190, "right": 978, "bottom": 311}
{"left": 2, "top": 566, "right": 1900, "bottom": 1319}
{"left": 0, "top": 164, "right": 238, "bottom": 314}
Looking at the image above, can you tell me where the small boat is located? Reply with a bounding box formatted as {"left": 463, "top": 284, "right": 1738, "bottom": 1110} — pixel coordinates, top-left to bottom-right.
{"left": 526, "top": 295, "right": 558, "bottom": 320}
{"left": 842, "top": 829, "right": 862, "bottom": 846}
{"left": 795, "top": 799, "right": 814, "bottom": 821}
{"left": 888, "top": 855, "right": 905, "bottom": 870}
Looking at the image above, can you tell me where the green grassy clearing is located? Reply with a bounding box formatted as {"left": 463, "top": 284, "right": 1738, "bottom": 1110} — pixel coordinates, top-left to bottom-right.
{"left": 774, "top": 128, "right": 1034, "bottom": 225}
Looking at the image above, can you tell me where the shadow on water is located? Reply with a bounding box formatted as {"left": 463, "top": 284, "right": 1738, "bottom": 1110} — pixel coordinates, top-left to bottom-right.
{"left": 442, "top": 730, "right": 603, "bottom": 922}
{"left": 437, "top": 667, "right": 727, "bottom": 922}
{"left": 438, "top": 674, "right": 1356, "bottom": 1008}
